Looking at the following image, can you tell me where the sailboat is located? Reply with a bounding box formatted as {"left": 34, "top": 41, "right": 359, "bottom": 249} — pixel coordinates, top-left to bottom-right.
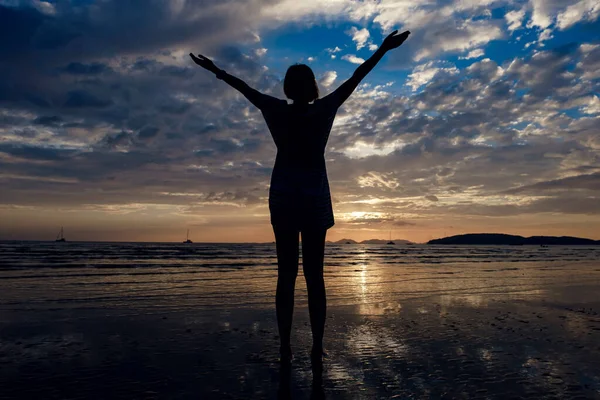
{"left": 55, "top": 227, "right": 66, "bottom": 242}
{"left": 183, "top": 229, "right": 193, "bottom": 244}
{"left": 387, "top": 230, "right": 394, "bottom": 245}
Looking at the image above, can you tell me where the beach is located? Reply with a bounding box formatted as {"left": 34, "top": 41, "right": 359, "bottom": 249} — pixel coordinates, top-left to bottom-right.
{"left": 1, "top": 242, "right": 600, "bottom": 399}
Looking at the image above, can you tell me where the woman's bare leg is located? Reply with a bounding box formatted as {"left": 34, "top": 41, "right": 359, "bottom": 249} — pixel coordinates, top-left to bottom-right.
{"left": 301, "top": 228, "right": 327, "bottom": 358}
{"left": 273, "top": 225, "right": 299, "bottom": 360}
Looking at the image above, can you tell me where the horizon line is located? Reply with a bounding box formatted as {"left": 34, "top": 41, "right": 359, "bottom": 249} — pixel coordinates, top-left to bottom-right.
{"left": 0, "top": 239, "right": 426, "bottom": 245}
{"left": 2, "top": 232, "right": 600, "bottom": 245}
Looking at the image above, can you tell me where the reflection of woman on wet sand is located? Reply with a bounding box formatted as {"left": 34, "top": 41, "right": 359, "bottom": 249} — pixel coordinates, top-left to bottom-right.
{"left": 190, "top": 29, "right": 410, "bottom": 365}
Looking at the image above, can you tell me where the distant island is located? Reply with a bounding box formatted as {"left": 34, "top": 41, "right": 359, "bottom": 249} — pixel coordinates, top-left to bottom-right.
{"left": 427, "top": 233, "right": 600, "bottom": 246}
{"left": 326, "top": 238, "right": 413, "bottom": 245}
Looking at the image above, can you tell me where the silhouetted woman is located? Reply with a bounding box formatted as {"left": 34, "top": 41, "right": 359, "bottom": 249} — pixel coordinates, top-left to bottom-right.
{"left": 190, "top": 29, "right": 410, "bottom": 364}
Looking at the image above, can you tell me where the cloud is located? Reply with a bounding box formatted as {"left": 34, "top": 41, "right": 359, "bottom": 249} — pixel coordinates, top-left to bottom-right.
{"left": 406, "top": 62, "right": 459, "bottom": 91}
{"left": 356, "top": 172, "right": 400, "bottom": 189}
{"left": 459, "top": 49, "right": 485, "bottom": 60}
{"left": 0, "top": 143, "right": 77, "bottom": 161}
{"left": 325, "top": 46, "right": 342, "bottom": 54}
{"left": 412, "top": 19, "right": 504, "bottom": 62}
{"left": 63, "top": 91, "right": 112, "bottom": 108}
{"left": 556, "top": 0, "right": 600, "bottom": 30}
{"left": 261, "top": 0, "right": 513, "bottom": 62}
{"left": 138, "top": 126, "right": 160, "bottom": 141}
{"left": 346, "top": 26, "right": 370, "bottom": 50}
{"left": 61, "top": 62, "right": 112, "bottom": 75}
{"left": 0, "top": 1, "right": 265, "bottom": 64}
{"left": 528, "top": 0, "right": 558, "bottom": 29}
{"left": 33, "top": 115, "right": 62, "bottom": 126}
{"left": 526, "top": 0, "right": 600, "bottom": 46}
{"left": 537, "top": 28, "right": 554, "bottom": 44}
{"left": 341, "top": 54, "right": 365, "bottom": 64}
{"left": 581, "top": 95, "right": 600, "bottom": 115}
{"left": 319, "top": 71, "right": 337, "bottom": 88}
{"left": 338, "top": 211, "right": 415, "bottom": 226}
{"left": 502, "top": 173, "right": 600, "bottom": 195}
{"left": 254, "top": 48, "right": 268, "bottom": 57}
{"left": 323, "top": 42, "right": 600, "bottom": 224}
{"left": 393, "top": 220, "right": 416, "bottom": 227}
{"left": 578, "top": 43, "right": 600, "bottom": 80}
{"left": 505, "top": 8, "right": 526, "bottom": 31}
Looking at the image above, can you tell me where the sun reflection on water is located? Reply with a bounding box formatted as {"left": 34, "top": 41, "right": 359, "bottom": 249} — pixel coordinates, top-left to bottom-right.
{"left": 350, "top": 246, "right": 402, "bottom": 316}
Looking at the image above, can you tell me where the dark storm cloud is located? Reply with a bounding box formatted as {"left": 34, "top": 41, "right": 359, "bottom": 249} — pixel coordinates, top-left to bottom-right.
{"left": 0, "top": 143, "right": 77, "bottom": 161}
{"left": 525, "top": 196, "right": 600, "bottom": 215}
{"left": 0, "top": 112, "right": 29, "bottom": 129}
{"left": 61, "top": 62, "right": 112, "bottom": 75}
{"left": 435, "top": 195, "right": 600, "bottom": 218}
{"left": 0, "top": 0, "right": 275, "bottom": 118}
{"left": 0, "top": 5, "right": 57, "bottom": 56}
{"left": 159, "top": 66, "right": 196, "bottom": 79}
{"left": 101, "top": 131, "right": 133, "bottom": 150}
{"left": 157, "top": 100, "right": 192, "bottom": 115}
{"left": 33, "top": 115, "right": 63, "bottom": 126}
{"left": 137, "top": 126, "right": 160, "bottom": 140}
{"left": 503, "top": 173, "right": 600, "bottom": 194}
{"left": 64, "top": 90, "right": 112, "bottom": 108}
{"left": 0, "top": 0, "right": 266, "bottom": 65}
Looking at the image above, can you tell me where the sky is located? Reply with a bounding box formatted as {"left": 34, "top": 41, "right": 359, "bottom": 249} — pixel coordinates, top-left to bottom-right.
{"left": 0, "top": 0, "right": 599, "bottom": 243}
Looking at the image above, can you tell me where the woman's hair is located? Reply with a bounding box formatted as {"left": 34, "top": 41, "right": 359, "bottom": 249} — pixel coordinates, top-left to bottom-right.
{"left": 283, "top": 64, "right": 319, "bottom": 103}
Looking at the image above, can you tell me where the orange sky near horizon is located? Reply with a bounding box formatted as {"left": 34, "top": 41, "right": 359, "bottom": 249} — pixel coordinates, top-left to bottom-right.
{"left": 2, "top": 206, "right": 599, "bottom": 243}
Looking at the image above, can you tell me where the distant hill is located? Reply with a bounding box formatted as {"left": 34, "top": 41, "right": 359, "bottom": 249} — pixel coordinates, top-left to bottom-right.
{"left": 428, "top": 233, "right": 600, "bottom": 245}
{"left": 360, "top": 239, "right": 413, "bottom": 244}
{"left": 332, "top": 238, "right": 358, "bottom": 244}
{"left": 326, "top": 238, "right": 413, "bottom": 245}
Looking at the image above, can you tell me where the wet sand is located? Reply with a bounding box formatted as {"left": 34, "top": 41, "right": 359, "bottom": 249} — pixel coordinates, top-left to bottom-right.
{"left": 2, "top": 294, "right": 600, "bottom": 399}
{"left": 1, "top": 245, "right": 600, "bottom": 399}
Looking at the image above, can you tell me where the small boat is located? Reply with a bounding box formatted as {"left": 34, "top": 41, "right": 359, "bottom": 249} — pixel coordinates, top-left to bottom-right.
{"left": 183, "top": 229, "right": 193, "bottom": 244}
{"left": 55, "top": 227, "right": 66, "bottom": 242}
{"left": 387, "top": 230, "right": 394, "bottom": 245}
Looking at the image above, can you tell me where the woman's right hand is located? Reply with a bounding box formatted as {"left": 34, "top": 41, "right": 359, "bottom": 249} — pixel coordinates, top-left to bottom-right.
{"left": 381, "top": 30, "right": 411, "bottom": 51}
{"left": 189, "top": 53, "right": 219, "bottom": 73}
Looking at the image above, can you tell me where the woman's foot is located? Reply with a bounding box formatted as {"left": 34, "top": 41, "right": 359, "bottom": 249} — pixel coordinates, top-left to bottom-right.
{"left": 311, "top": 346, "right": 326, "bottom": 381}
{"left": 310, "top": 346, "right": 328, "bottom": 362}
{"left": 280, "top": 344, "right": 294, "bottom": 363}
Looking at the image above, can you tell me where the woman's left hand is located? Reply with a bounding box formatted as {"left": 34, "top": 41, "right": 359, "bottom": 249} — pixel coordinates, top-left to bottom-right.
{"left": 381, "top": 30, "right": 411, "bottom": 51}
{"left": 189, "top": 53, "right": 219, "bottom": 73}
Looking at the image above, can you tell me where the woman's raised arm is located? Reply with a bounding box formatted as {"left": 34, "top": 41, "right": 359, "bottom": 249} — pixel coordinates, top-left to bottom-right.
{"left": 190, "top": 53, "right": 279, "bottom": 110}
{"left": 322, "top": 30, "right": 410, "bottom": 109}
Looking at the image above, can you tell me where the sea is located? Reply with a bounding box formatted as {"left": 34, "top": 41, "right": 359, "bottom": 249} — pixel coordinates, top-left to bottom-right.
{"left": 1, "top": 241, "right": 599, "bottom": 313}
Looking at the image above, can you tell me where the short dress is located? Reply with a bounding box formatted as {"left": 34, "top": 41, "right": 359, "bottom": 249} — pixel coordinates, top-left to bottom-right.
{"left": 259, "top": 96, "right": 341, "bottom": 231}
